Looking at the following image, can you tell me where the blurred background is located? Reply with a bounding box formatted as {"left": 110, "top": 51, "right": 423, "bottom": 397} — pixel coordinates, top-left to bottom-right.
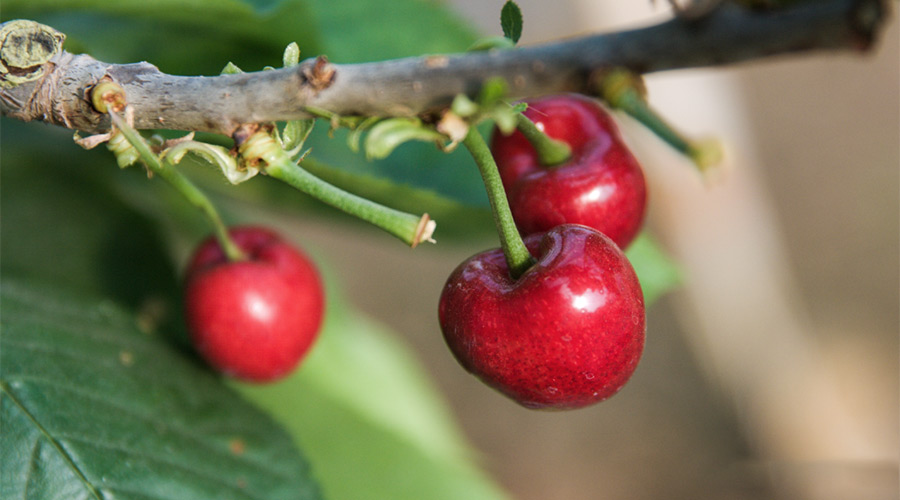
{"left": 286, "top": 2, "right": 898, "bottom": 499}
{"left": 1, "top": 1, "right": 896, "bottom": 499}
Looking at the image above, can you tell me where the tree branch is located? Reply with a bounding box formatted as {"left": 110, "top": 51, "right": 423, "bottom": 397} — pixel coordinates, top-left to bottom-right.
{"left": 0, "top": 0, "right": 888, "bottom": 136}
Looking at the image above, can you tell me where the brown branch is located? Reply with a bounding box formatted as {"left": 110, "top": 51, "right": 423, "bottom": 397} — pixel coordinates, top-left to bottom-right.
{"left": 0, "top": 0, "right": 888, "bottom": 136}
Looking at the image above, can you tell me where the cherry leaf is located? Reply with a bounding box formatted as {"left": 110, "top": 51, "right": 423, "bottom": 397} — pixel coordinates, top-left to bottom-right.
{"left": 281, "top": 119, "right": 316, "bottom": 154}
{"left": 625, "top": 233, "right": 681, "bottom": 305}
{"left": 0, "top": 278, "right": 321, "bottom": 500}
{"left": 500, "top": 1, "right": 523, "bottom": 44}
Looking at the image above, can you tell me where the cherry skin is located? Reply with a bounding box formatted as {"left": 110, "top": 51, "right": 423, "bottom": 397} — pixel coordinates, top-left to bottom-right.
{"left": 438, "top": 224, "right": 645, "bottom": 410}
{"left": 184, "top": 226, "right": 325, "bottom": 383}
{"left": 491, "top": 94, "right": 647, "bottom": 249}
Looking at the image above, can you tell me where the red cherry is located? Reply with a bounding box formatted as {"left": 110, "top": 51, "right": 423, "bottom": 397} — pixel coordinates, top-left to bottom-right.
{"left": 184, "top": 226, "right": 325, "bottom": 382}
{"left": 438, "top": 224, "right": 645, "bottom": 410}
{"left": 491, "top": 94, "right": 647, "bottom": 249}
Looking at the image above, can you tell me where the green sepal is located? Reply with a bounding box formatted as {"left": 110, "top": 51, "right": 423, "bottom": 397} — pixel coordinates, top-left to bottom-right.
{"left": 477, "top": 78, "right": 518, "bottom": 134}
{"left": 450, "top": 94, "right": 479, "bottom": 118}
{"left": 477, "top": 77, "right": 508, "bottom": 107}
{"left": 364, "top": 118, "right": 446, "bottom": 160}
{"left": 283, "top": 42, "right": 301, "bottom": 68}
{"left": 347, "top": 116, "right": 383, "bottom": 153}
{"left": 220, "top": 61, "right": 243, "bottom": 75}
{"left": 282, "top": 119, "right": 317, "bottom": 156}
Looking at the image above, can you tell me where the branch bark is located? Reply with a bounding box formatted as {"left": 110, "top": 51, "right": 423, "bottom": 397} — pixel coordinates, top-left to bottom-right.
{"left": 0, "top": 0, "right": 888, "bottom": 136}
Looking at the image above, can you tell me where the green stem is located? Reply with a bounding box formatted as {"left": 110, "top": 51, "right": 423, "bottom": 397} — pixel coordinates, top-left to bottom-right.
{"left": 600, "top": 70, "right": 722, "bottom": 171}
{"left": 108, "top": 112, "right": 245, "bottom": 261}
{"left": 515, "top": 113, "right": 571, "bottom": 166}
{"left": 463, "top": 127, "right": 534, "bottom": 278}
{"left": 239, "top": 132, "right": 434, "bottom": 247}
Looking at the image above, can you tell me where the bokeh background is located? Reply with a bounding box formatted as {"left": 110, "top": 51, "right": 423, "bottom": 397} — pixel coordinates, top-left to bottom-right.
{"left": 287, "top": 2, "right": 898, "bottom": 499}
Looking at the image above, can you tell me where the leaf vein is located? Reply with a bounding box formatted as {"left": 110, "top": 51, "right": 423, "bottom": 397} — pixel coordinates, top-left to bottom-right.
{"left": 4, "top": 375, "right": 297, "bottom": 482}
{"left": 51, "top": 434, "right": 271, "bottom": 500}
{"left": 1, "top": 382, "right": 105, "bottom": 500}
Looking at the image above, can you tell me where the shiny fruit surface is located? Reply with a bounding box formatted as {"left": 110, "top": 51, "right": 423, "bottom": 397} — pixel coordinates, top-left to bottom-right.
{"left": 438, "top": 225, "right": 645, "bottom": 409}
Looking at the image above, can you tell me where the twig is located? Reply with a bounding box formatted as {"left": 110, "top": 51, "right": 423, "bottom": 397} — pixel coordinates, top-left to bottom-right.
{"left": 0, "top": 0, "right": 888, "bottom": 136}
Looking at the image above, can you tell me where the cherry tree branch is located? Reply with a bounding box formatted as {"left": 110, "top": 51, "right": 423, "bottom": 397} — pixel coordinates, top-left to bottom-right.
{"left": 0, "top": 0, "right": 888, "bottom": 136}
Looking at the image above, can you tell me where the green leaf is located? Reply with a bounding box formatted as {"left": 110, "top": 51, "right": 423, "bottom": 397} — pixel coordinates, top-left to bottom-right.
{"left": 281, "top": 119, "right": 316, "bottom": 153}
{"left": 2, "top": 0, "right": 477, "bottom": 66}
{"left": 235, "top": 301, "right": 510, "bottom": 500}
{"left": 0, "top": 0, "right": 321, "bottom": 75}
{"left": 500, "top": 1, "right": 523, "bottom": 44}
{"left": 363, "top": 118, "right": 447, "bottom": 160}
{"left": 626, "top": 233, "right": 682, "bottom": 305}
{"left": 0, "top": 278, "right": 321, "bottom": 500}
{"left": 0, "top": 125, "right": 180, "bottom": 321}
{"left": 302, "top": 0, "right": 477, "bottom": 62}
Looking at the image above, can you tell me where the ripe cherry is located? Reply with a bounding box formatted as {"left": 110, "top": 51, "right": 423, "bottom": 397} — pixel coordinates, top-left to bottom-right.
{"left": 184, "top": 226, "right": 325, "bottom": 382}
{"left": 438, "top": 224, "right": 645, "bottom": 410}
{"left": 491, "top": 94, "right": 647, "bottom": 249}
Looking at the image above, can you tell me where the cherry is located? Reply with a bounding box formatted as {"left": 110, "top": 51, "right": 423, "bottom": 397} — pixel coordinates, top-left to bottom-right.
{"left": 491, "top": 94, "right": 647, "bottom": 249}
{"left": 438, "top": 224, "right": 645, "bottom": 410}
{"left": 184, "top": 226, "right": 325, "bottom": 382}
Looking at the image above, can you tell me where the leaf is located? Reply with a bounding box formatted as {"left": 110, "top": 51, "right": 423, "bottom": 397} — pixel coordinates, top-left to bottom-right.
{"left": 500, "top": 1, "right": 523, "bottom": 44}
{"left": 0, "top": 0, "right": 322, "bottom": 75}
{"left": 235, "top": 301, "right": 511, "bottom": 500}
{"left": 281, "top": 119, "right": 316, "bottom": 154}
{"left": 3, "top": 0, "right": 477, "bottom": 66}
{"left": 0, "top": 278, "right": 321, "bottom": 500}
{"left": 626, "top": 233, "right": 682, "bottom": 305}
{"left": 302, "top": 0, "right": 477, "bottom": 62}
{"left": 0, "top": 125, "right": 180, "bottom": 321}
{"left": 363, "top": 118, "right": 447, "bottom": 160}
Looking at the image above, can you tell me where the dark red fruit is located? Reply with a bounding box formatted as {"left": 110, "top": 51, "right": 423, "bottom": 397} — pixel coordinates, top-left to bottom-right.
{"left": 438, "top": 224, "right": 645, "bottom": 410}
{"left": 184, "top": 226, "right": 325, "bottom": 382}
{"left": 491, "top": 94, "right": 647, "bottom": 249}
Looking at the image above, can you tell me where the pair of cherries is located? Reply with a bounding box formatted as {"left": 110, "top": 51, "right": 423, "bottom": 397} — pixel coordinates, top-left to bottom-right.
{"left": 439, "top": 94, "right": 648, "bottom": 410}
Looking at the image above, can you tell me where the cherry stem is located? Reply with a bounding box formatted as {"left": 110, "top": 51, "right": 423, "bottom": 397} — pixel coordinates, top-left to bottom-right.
{"left": 462, "top": 126, "right": 534, "bottom": 278}
{"left": 239, "top": 131, "right": 435, "bottom": 248}
{"left": 514, "top": 113, "right": 572, "bottom": 166}
{"left": 599, "top": 69, "right": 722, "bottom": 171}
{"left": 108, "top": 111, "right": 246, "bottom": 262}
